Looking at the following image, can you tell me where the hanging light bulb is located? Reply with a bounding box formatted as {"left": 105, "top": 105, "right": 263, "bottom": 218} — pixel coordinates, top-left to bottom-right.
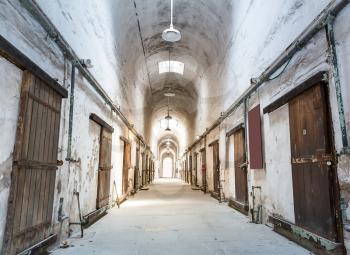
{"left": 162, "top": 0, "right": 181, "bottom": 42}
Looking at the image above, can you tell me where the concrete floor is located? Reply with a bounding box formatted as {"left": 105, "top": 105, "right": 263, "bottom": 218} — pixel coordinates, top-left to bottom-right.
{"left": 50, "top": 179, "right": 311, "bottom": 255}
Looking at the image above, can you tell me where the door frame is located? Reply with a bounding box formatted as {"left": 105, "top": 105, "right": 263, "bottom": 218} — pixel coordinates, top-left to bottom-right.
{"left": 226, "top": 124, "right": 249, "bottom": 215}
{"left": 264, "top": 72, "right": 343, "bottom": 244}
{"left": 134, "top": 147, "right": 140, "bottom": 190}
{"left": 90, "top": 114, "right": 114, "bottom": 209}
{"left": 3, "top": 71, "right": 66, "bottom": 254}
{"left": 0, "top": 36, "right": 68, "bottom": 254}
{"left": 209, "top": 140, "right": 220, "bottom": 194}
{"left": 121, "top": 137, "right": 131, "bottom": 195}
{"left": 200, "top": 148, "right": 207, "bottom": 192}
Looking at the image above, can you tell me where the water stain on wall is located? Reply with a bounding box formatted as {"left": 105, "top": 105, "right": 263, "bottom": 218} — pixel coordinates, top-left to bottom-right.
{"left": 0, "top": 155, "right": 13, "bottom": 192}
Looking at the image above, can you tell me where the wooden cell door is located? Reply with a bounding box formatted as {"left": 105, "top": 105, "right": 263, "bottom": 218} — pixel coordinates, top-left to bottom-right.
{"left": 4, "top": 71, "right": 63, "bottom": 254}
{"left": 145, "top": 156, "right": 149, "bottom": 184}
{"left": 234, "top": 128, "right": 248, "bottom": 205}
{"left": 141, "top": 153, "right": 146, "bottom": 186}
{"left": 189, "top": 155, "right": 192, "bottom": 185}
{"left": 134, "top": 148, "right": 140, "bottom": 190}
{"left": 122, "top": 142, "right": 131, "bottom": 195}
{"left": 194, "top": 153, "right": 198, "bottom": 186}
{"left": 96, "top": 128, "right": 112, "bottom": 209}
{"left": 185, "top": 158, "right": 188, "bottom": 183}
{"left": 289, "top": 84, "right": 338, "bottom": 241}
{"left": 201, "top": 150, "right": 206, "bottom": 190}
{"left": 212, "top": 142, "right": 220, "bottom": 193}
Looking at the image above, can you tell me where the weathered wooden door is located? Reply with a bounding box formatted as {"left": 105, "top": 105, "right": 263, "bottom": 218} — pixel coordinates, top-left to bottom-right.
{"left": 134, "top": 148, "right": 140, "bottom": 189}
{"left": 185, "top": 158, "right": 188, "bottom": 183}
{"left": 234, "top": 128, "right": 248, "bottom": 204}
{"left": 122, "top": 142, "right": 131, "bottom": 195}
{"left": 212, "top": 142, "right": 220, "bottom": 193}
{"left": 141, "top": 153, "right": 145, "bottom": 186}
{"left": 194, "top": 153, "right": 198, "bottom": 186}
{"left": 201, "top": 149, "right": 206, "bottom": 189}
{"left": 96, "top": 128, "right": 112, "bottom": 209}
{"left": 4, "top": 71, "right": 63, "bottom": 254}
{"left": 189, "top": 155, "right": 192, "bottom": 185}
{"left": 289, "top": 84, "right": 338, "bottom": 240}
{"left": 145, "top": 155, "right": 149, "bottom": 184}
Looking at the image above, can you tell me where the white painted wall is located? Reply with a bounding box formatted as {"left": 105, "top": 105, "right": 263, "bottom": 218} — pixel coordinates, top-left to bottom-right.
{"left": 1, "top": 0, "right": 350, "bottom": 252}
{"left": 192, "top": 3, "right": 350, "bottom": 250}
{"left": 195, "top": 0, "right": 332, "bottom": 137}
{"left": 0, "top": 1, "right": 151, "bottom": 251}
{"left": 0, "top": 57, "right": 22, "bottom": 253}
{"left": 263, "top": 104, "right": 295, "bottom": 222}
{"left": 333, "top": 5, "right": 350, "bottom": 250}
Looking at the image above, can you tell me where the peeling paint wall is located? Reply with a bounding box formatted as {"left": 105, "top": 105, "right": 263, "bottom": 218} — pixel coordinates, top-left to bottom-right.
{"left": 1, "top": 0, "right": 350, "bottom": 252}
{"left": 0, "top": 57, "right": 22, "bottom": 253}
{"left": 0, "top": 0, "right": 150, "bottom": 252}
{"left": 195, "top": 0, "right": 332, "bottom": 137}
{"left": 333, "top": 5, "right": 350, "bottom": 250}
{"left": 190, "top": 1, "right": 350, "bottom": 251}
{"left": 248, "top": 30, "right": 330, "bottom": 225}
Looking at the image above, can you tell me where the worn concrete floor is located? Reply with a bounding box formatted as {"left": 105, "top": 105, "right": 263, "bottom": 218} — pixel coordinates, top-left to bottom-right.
{"left": 50, "top": 178, "right": 311, "bottom": 255}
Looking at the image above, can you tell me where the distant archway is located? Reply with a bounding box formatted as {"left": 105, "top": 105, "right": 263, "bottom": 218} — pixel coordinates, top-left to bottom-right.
{"left": 162, "top": 157, "right": 173, "bottom": 178}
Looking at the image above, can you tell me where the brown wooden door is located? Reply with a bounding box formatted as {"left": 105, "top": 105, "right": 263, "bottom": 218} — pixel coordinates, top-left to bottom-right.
{"left": 194, "top": 153, "right": 198, "bottom": 186}
{"left": 201, "top": 150, "right": 206, "bottom": 189}
{"left": 134, "top": 148, "right": 140, "bottom": 189}
{"left": 4, "top": 71, "right": 63, "bottom": 254}
{"left": 234, "top": 128, "right": 248, "bottom": 204}
{"left": 141, "top": 153, "right": 145, "bottom": 186}
{"left": 212, "top": 142, "right": 220, "bottom": 193}
{"left": 145, "top": 156, "right": 149, "bottom": 184}
{"left": 289, "top": 84, "right": 338, "bottom": 241}
{"left": 185, "top": 158, "right": 188, "bottom": 183}
{"left": 122, "top": 142, "right": 131, "bottom": 195}
{"left": 189, "top": 155, "right": 192, "bottom": 184}
{"left": 96, "top": 128, "right": 112, "bottom": 209}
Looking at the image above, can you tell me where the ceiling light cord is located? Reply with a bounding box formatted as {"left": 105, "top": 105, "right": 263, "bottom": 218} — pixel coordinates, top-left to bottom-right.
{"left": 162, "top": 0, "right": 181, "bottom": 42}
{"left": 170, "top": 0, "right": 174, "bottom": 27}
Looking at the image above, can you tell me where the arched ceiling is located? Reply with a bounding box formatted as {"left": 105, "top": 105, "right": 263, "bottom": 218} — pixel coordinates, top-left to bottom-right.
{"left": 112, "top": 0, "right": 233, "bottom": 156}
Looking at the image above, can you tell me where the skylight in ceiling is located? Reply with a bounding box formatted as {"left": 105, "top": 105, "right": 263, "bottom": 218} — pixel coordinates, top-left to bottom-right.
{"left": 158, "top": 61, "right": 184, "bottom": 75}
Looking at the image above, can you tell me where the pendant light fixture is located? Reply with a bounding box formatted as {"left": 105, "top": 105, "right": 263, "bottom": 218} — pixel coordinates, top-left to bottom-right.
{"left": 162, "top": 0, "right": 181, "bottom": 42}
{"left": 165, "top": 94, "right": 172, "bottom": 131}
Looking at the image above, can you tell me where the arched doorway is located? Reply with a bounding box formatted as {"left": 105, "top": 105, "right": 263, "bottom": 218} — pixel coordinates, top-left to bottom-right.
{"left": 162, "top": 157, "right": 173, "bottom": 178}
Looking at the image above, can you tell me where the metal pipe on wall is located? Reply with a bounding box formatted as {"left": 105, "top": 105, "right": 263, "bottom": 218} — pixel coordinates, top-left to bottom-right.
{"left": 186, "top": 0, "right": 350, "bottom": 152}
{"left": 66, "top": 64, "right": 76, "bottom": 161}
{"left": 243, "top": 97, "right": 249, "bottom": 162}
{"left": 325, "top": 16, "right": 349, "bottom": 151}
{"left": 20, "top": 0, "right": 147, "bottom": 147}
